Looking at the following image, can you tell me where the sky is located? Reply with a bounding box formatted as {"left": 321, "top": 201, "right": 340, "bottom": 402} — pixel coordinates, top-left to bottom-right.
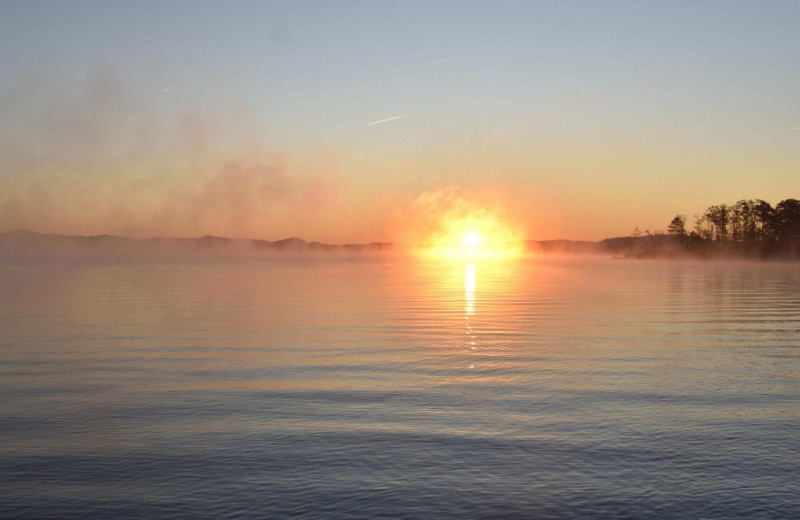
{"left": 1, "top": 0, "right": 799, "bottom": 243}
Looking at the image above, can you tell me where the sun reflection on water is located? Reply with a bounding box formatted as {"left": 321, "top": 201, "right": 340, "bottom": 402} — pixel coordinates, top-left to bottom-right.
{"left": 407, "top": 254, "right": 529, "bottom": 379}
{"left": 465, "top": 263, "right": 476, "bottom": 297}
{"left": 465, "top": 263, "right": 477, "bottom": 366}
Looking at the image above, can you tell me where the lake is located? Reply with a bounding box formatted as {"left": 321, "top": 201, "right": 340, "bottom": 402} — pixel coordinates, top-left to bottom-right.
{"left": 1, "top": 256, "right": 798, "bottom": 519}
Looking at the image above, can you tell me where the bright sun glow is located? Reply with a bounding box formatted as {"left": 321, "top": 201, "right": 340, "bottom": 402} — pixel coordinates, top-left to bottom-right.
{"left": 463, "top": 232, "right": 481, "bottom": 248}
{"left": 419, "top": 213, "right": 526, "bottom": 260}
{"left": 401, "top": 189, "right": 528, "bottom": 261}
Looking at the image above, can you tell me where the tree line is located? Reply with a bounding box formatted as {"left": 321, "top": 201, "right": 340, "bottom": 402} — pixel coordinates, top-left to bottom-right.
{"left": 631, "top": 198, "right": 800, "bottom": 258}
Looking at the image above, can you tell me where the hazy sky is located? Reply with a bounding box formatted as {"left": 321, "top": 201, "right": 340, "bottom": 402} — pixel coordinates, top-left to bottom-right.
{"left": 2, "top": 0, "right": 799, "bottom": 242}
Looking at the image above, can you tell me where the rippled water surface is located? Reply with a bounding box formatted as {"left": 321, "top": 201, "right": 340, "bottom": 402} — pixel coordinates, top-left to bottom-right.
{"left": 1, "top": 256, "right": 799, "bottom": 519}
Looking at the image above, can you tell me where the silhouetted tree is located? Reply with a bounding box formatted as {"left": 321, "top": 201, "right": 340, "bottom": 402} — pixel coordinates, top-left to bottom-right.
{"left": 731, "top": 200, "right": 750, "bottom": 243}
{"left": 639, "top": 197, "right": 798, "bottom": 258}
{"left": 704, "top": 204, "right": 730, "bottom": 241}
{"left": 775, "top": 199, "right": 800, "bottom": 247}
{"left": 693, "top": 214, "right": 705, "bottom": 236}
{"left": 667, "top": 215, "right": 686, "bottom": 236}
{"left": 667, "top": 215, "right": 686, "bottom": 248}
{"left": 753, "top": 199, "right": 776, "bottom": 244}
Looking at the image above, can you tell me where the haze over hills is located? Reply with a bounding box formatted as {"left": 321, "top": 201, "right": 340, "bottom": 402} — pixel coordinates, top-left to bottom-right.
{"left": 4, "top": 229, "right": 797, "bottom": 262}
{"left": 0, "top": 229, "right": 623, "bottom": 262}
{"left": 0, "top": 229, "right": 396, "bottom": 262}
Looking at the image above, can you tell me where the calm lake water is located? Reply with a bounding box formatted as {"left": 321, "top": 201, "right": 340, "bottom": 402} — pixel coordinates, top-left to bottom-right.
{"left": 1, "top": 256, "right": 799, "bottom": 519}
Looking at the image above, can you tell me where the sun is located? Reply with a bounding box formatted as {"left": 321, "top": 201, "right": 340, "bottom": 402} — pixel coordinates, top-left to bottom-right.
{"left": 462, "top": 232, "right": 481, "bottom": 248}
{"left": 403, "top": 192, "right": 527, "bottom": 260}
{"left": 418, "top": 218, "right": 525, "bottom": 260}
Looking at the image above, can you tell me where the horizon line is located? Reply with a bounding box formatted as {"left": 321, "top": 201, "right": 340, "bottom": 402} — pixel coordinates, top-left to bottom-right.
{"left": 1, "top": 228, "right": 621, "bottom": 246}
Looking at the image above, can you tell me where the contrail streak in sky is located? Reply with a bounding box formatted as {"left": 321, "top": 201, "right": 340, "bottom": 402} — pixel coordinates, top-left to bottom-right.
{"left": 366, "top": 114, "right": 409, "bottom": 126}
{"left": 162, "top": 85, "right": 176, "bottom": 93}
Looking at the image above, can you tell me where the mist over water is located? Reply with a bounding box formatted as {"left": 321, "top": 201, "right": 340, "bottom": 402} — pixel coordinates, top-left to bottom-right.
{"left": 1, "top": 256, "right": 799, "bottom": 518}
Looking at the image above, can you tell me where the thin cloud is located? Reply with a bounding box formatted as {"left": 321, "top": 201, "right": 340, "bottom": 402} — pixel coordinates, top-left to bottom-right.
{"left": 365, "top": 114, "right": 409, "bottom": 126}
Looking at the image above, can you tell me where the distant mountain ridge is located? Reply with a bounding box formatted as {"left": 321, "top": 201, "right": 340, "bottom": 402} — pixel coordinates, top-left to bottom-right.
{"left": 0, "top": 230, "right": 395, "bottom": 262}
{"left": 0, "top": 229, "right": 635, "bottom": 262}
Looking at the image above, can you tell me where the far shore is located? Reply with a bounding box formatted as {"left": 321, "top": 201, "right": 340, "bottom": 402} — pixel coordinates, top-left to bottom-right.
{"left": 1, "top": 229, "right": 799, "bottom": 263}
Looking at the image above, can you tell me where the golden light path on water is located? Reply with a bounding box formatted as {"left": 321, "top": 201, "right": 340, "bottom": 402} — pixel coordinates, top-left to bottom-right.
{"left": 449, "top": 256, "right": 532, "bottom": 381}
{"left": 465, "top": 263, "right": 477, "bottom": 369}
{"left": 410, "top": 238, "right": 532, "bottom": 381}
